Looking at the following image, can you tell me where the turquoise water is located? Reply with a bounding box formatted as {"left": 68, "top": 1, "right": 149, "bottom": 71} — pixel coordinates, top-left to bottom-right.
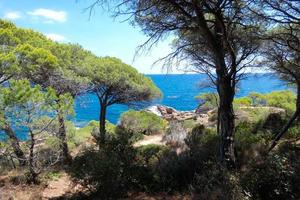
{"left": 0, "top": 73, "right": 289, "bottom": 140}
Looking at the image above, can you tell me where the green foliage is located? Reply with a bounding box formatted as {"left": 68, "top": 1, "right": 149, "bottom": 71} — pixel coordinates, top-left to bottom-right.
{"left": 44, "top": 171, "right": 62, "bottom": 181}
{"left": 34, "top": 116, "right": 77, "bottom": 149}
{"left": 182, "top": 119, "right": 199, "bottom": 130}
{"left": 136, "top": 144, "right": 169, "bottom": 166}
{"left": 75, "top": 121, "right": 98, "bottom": 140}
{"left": 45, "top": 88, "right": 75, "bottom": 117}
{"left": 84, "top": 56, "right": 161, "bottom": 104}
{"left": 81, "top": 55, "right": 162, "bottom": 143}
{"left": 249, "top": 91, "right": 296, "bottom": 114}
{"left": 235, "top": 122, "right": 272, "bottom": 144}
{"left": 285, "top": 123, "right": 300, "bottom": 139}
{"left": 148, "top": 126, "right": 219, "bottom": 192}
{"left": 241, "top": 151, "right": 300, "bottom": 200}
{"left": 76, "top": 120, "right": 116, "bottom": 142}
{"left": 120, "top": 110, "right": 167, "bottom": 135}
{"left": 234, "top": 122, "right": 272, "bottom": 167}
{"left": 234, "top": 96, "right": 252, "bottom": 107}
{"left": 264, "top": 91, "right": 296, "bottom": 113}
{"left": 195, "top": 92, "right": 219, "bottom": 111}
{"left": 69, "top": 129, "right": 141, "bottom": 199}
{"left": 195, "top": 91, "right": 296, "bottom": 116}
{"left": 237, "top": 107, "right": 276, "bottom": 123}
{"left": 191, "top": 165, "right": 246, "bottom": 200}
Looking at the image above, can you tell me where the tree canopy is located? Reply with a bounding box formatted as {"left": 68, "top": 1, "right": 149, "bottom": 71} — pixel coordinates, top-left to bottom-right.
{"left": 83, "top": 56, "right": 161, "bottom": 144}
{"left": 89, "top": 0, "right": 262, "bottom": 169}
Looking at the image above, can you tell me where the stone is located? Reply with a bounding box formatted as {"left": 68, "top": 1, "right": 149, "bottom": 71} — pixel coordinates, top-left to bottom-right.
{"left": 145, "top": 105, "right": 210, "bottom": 125}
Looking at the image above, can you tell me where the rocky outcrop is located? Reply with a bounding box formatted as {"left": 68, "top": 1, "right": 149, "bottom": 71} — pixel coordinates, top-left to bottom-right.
{"left": 146, "top": 105, "right": 210, "bottom": 125}
{"left": 146, "top": 105, "right": 287, "bottom": 127}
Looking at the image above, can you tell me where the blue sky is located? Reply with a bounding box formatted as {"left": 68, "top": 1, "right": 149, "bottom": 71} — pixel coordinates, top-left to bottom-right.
{"left": 0, "top": 0, "right": 175, "bottom": 74}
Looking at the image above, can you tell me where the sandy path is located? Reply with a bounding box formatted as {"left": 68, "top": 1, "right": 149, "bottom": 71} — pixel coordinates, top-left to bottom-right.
{"left": 42, "top": 173, "right": 72, "bottom": 199}
{"left": 133, "top": 134, "right": 166, "bottom": 147}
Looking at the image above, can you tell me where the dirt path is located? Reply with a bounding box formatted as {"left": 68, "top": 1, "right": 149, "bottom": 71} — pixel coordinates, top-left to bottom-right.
{"left": 133, "top": 134, "right": 166, "bottom": 147}
{"left": 42, "top": 172, "right": 85, "bottom": 200}
{"left": 42, "top": 172, "right": 72, "bottom": 199}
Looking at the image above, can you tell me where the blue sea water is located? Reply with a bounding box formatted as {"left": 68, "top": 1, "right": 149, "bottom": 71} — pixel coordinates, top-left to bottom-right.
{"left": 73, "top": 73, "right": 289, "bottom": 126}
{"left": 0, "top": 73, "right": 289, "bottom": 141}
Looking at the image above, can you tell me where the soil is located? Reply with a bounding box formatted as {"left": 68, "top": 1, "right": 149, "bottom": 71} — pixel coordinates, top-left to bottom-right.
{"left": 133, "top": 133, "right": 166, "bottom": 147}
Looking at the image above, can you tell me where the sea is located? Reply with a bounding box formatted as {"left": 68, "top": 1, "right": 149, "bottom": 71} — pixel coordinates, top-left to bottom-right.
{"left": 0, "top": 73, "right": 290, "bottom": 140}
{"left": 73, "top": 73, "right": 289, "bottom": 126}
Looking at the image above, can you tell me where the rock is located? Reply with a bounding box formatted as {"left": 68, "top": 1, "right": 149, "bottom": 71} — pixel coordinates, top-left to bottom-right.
{"left": 146, "top": 105, "right": 197, "bottom": 121}
{"left": 195, "top": 106, "right": 211, "bottom": 114}
{"left": 145, "top": 105, "right": 162, "bottom": 117}
{"left": 145, "top": 105, "right": 211, "bottom": 126}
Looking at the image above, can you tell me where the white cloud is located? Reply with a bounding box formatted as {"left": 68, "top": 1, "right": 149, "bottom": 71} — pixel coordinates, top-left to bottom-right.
{"left": 27, "top": 8, "right": 67, "bottom": 23}
{"left": 4, "top": 11, "right": 22, "bottom": 20}
{"left": 45, "top": 33, "right": 66, "bottom": 42}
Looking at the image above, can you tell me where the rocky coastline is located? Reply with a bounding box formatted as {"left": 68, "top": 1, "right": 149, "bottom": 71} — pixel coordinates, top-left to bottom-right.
{"left": 145, "top": 105, "right": 211, "bottom": 125}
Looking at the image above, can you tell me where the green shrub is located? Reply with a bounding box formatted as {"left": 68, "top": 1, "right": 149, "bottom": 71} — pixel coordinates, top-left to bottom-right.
{"left": 149, "top": 126, "right": 219, "bottom": 192}
{"left": 128, "top": 131, "right": 144, "bottom": 143}
{"left": 136, "top": 144, "right": 170, "bottom": 166}
{"left": 265, "top": 91, "right": 296, "bottom": 113}
{"left": 262, "top": 112, "right": 286, "bottom": 134}
{"left": 249, "top": 92, "right": 267, "bottom": 106}
{"left": 235, "top": 122, "right": 271, "bottom": 168}
{"left": 182, "top": 119, "right": 199, "bottom": 130}
{"left": 191, "top": 164, "right": 246, "bottom": 200}
{"left": 238, "top": 107, "right": 271, "bottom": 123}
{"left": 34, "top": 116, "right": 78, "bottom": 149}
{"left": 285, "top": 124, "right": 300, "bottom": 139}
{"left": 186, "top": 125, "right": 219, "bottom": 160}
{"left": 234, "top": 96, "right": 252, "bottom": 107}
{"left": 241, "top": 152, "right": 300, "bottom": 200}
{"left": 195, "top": 93, "right": 219, "bottom": 111}
{"left": 44, "top": 171, "right": 61, "bottom": 181}
{"left": 79, "top": 120, "right": 116, "bottom": 143}
{"left": 9, "top": 173, "right": 28, "bottom": 185}
{"left": 69, "top": 129, "right": 141, "bottom": 199}
{"left": 249, "top": 91, "right": 296, "bottom": 114}
{"left": 120, "top": 110, "right": 167, "bottom": 135}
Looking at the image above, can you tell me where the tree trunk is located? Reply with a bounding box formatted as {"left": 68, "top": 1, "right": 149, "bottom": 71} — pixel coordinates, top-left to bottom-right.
{"left": 3, "top": 122, "right": 26, "bottom": 166}
{"left": 217, "top": 77, "right": 236, "bottom": 170}
{"left": 57, "top": 111, "right": 71, "bottom": 164}
{"left": 212, "top": 14, "right": 237, "bottom": 170}
{"left": 28, "top": 130, "right": 38, "bottom": 184}
{"left": 99, "top": 102, "right": 107, "bottom": 145}
{"left": 269, "top": 85, "right": 300, "bottom": 151}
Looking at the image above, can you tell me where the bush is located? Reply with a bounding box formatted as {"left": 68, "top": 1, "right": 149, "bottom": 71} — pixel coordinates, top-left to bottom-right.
{"left": 89, "top": 120, "right": 116, "bottom": 142}
{"left": 35, "top": 116, "right": 78, "bottom": 149}
{"left": 69, "top": 129, "right": 144, "bottom": 199}
{"left": 285, "top": 123, "right": 300, "bottom": 139}
{"left": 149, "top": 126, "right": 219, "bottom": 192}
{"left": 241, "top": 151, "right": 300, "bottom": 200}
{"left": 265, "top": 91, "right": 296, "bottom": 114}
{"left": 120, "top": 110, "right": 167, "bottom": 135}
{"left": 262, "top": 113, "right": 286, "bottom": 134}
{"left": 163, "top": 121, "right": 188, "bottom": 147}
{"left": 182, "top": 119, "right": 199, "bottom": 130}
{"left": 191, "top": 164, "right": 246, "bottom": 200}
{"left": 136, "top": 144, "right": 169, "bottom": 167}
{"left": 44, "top": 171, "right": 61, "bottom": 181}
{"left": 234, "top": 96, "right": 252, "bottom": 107}
{"left": 249, "top": 91, "right": 296, "bottom": 114}
{"left": 195, "top": 93, "right": 219, "bottom": 111}
{"left": 235, "top": 122, "right": 271, "bottom": 168}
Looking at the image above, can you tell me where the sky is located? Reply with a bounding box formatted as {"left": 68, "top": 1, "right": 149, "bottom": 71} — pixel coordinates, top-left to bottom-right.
{"left": 0, "top": 0, "right": 176, "bottom": 74}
